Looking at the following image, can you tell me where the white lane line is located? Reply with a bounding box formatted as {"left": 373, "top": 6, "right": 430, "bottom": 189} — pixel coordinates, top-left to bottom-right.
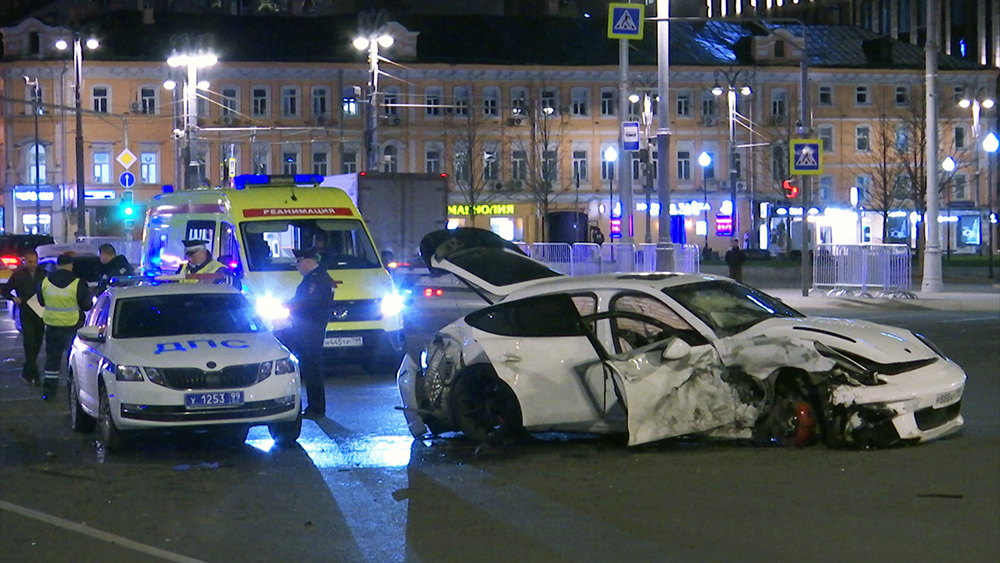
{"left": 0, "top": 500, "right": 209, "bottom": 563}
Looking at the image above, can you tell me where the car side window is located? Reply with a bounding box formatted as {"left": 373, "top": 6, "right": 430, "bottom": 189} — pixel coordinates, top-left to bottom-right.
{"left": 609, "top": 293, "right": 698, "bottom": 352}
{"left": 89, "top": 295, "right": 111, "bottom": 336}
{"left": 465, "top": 293, "right": 588, "bottom": 338}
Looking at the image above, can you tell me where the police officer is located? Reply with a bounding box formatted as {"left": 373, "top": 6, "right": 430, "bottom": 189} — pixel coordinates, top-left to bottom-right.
{"left": 37, "top": 253, "right": 93, "bottom": 400}
{"left": 277, "top": 248, "right": 335, "bottom": 419}
{"left": 176, "top": 239, "right": 229, "bottom": 282}
{"left": 96, "top": 243, "right": 135, "bottom": 294}
{"left": 0, "top": 249, "right": 46, "bottom": 386}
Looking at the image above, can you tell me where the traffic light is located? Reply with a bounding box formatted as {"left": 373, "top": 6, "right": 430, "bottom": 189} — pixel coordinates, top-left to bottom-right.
{"left": 120, "top": 189, "right": 137, "bottom": 218}
{"left": 782, "top": 179, "right": 799, "bottom": 199}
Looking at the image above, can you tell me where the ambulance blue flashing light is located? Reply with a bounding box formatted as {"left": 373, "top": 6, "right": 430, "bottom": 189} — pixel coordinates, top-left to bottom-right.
{"left": 161, "top": 185, "right": 174, "bottom": 193}
{"left": 233, "top": 173, "right": 324, "bottom": 189}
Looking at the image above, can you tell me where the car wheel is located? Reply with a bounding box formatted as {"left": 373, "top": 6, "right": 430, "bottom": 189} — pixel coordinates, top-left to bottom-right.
{"left": 450, "top": 367, "right": 523, "bottom": 444}
{"left": 99, "top": 383, "right": 127, "bottom": 452}
{"left": 268, "top": 417, "right": 303, "bottom": 446}
{"left": 760, "top": 373, "right": 821, "bottom": 447}
{"left": 68, "top": 369, "right": 96, "bottom": 433}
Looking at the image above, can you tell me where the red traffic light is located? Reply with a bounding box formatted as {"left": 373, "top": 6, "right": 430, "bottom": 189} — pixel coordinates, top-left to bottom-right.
{"left": 782, "top": 179, "right": 799, "bottom": 198}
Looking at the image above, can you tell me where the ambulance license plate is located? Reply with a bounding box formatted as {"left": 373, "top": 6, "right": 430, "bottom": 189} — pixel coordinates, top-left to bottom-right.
{"left": 185, "top": 391, "right": 244, "bottom": 408}
{"left": 324, "top": 336, "right": 364, "bottom": 348}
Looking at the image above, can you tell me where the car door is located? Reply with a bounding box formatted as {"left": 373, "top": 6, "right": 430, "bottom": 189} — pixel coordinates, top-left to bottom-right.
{"left": 464, "top": 293, "right": 612, "bottom": 429}
{"left": 74, "top": 295, "right": 111, "bottom": 412}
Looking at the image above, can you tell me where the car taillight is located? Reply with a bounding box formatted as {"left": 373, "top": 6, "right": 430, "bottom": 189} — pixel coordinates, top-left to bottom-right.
{"left": 0, "top": 256, "right": 20, "bottom": 268}
{"left": 422, "top": 287, "right": 444, "bottom": 298}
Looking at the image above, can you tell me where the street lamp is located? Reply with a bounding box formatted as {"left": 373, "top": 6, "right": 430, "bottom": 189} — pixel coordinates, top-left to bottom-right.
{"left": 698, "top": 151, "right": 712, "bottom": 252}
{"left": 984, "top": 132, "right": 999, "bottom": 278}
{"left": 958, "top": 88, "right": 995, "bottom": 268}
{"left": 604, "top": 146, "right": 618, "bottom": 234}
{"left": 167, "top": 38, "right": 216, "bottom": 191}
{"left": 712, "top": 69, "right": 752, "bottom": 241}
{"left": 55, "top": 33, "right": 98, "bottom": 237}
{"left": 354, "top": 10, "right": 394, "bottom": 172}
{"left": 23, "top": 77, "right": 42, "bottom": 234}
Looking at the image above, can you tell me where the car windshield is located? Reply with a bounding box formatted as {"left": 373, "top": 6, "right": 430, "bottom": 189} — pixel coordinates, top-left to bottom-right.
{"left": 113, "top": 294, "right": 265, "bottom": 339}
{"left": 662, "top": 280, "right": 804, "bottom": 337}
{"left": 240, "top": 218, "right": 381, "bottom": 272}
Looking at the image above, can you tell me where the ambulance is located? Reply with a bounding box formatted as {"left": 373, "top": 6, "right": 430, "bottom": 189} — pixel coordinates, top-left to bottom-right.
{"left": 140, "top": 174, "right": 405, "bottom": 373}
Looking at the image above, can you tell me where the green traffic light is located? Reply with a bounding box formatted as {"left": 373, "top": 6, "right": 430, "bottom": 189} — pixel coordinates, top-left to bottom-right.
{"left": 123, "top": 206, "right": 135, "bottom": 217}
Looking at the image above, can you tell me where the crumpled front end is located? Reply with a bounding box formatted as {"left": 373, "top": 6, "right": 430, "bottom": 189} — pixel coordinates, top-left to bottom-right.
{"left": 397, "top": 327, "right": 474, "bottom": 438}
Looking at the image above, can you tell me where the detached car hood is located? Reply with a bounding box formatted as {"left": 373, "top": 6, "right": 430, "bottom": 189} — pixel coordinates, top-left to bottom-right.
{"left": 419, "top": 228, "right": 562, "bottom": 298}
{"left": 742, "top": 317, "right": 937, "bottom": 364}
{"left": 108, "top": 332, "right": 289, "bottom": 368}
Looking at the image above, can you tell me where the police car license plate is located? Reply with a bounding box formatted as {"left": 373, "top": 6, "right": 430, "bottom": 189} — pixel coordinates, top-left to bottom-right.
{"left": 185, "top": 391, "right": 244, "bottom": 408}
{"left": 324, "top": 336, "right": 363, "bottom": 348}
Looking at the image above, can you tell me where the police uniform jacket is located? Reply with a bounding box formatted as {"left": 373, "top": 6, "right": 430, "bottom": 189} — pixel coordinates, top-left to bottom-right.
{"left": 97, "top": 254, "right": 135, "bottom": 293}
{"left": 286, "top": 266, "right": 335, "bottom": 328}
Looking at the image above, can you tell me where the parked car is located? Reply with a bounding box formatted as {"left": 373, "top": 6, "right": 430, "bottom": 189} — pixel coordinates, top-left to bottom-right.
{"left": 35, "top": 242, "right": 104, "bottom": 291}
{"left": 0, "top": 233, "right": 54, "bottom": 285}
{"left": 68, "top": 280, "right": 302, "bottom": 451}
{"left": 398, "top": 228, "right": 966, "bottom": 448}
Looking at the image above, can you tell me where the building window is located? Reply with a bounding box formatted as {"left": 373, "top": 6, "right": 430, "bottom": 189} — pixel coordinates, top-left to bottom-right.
{"left": 601, "top": 150, "right": 615, "bottom": 181}
{"left": 140, "top": 87, "right": 156, "bottom": 114}
{"left": 511, "top": 87, "right": 528, "bottom": 116}
{"left": 818, "top": 85, "right": 833, "bottom": 106}
{"left": 953, "top": 86, "right": 965, "bottom": 102}
{"left": 382, "top": 88, "right": 398, "bottom": 116}
{"left": 954, "top": 126, "right": 966, "bottom": 149}
{"left": 702, "top": 152, "right": 715, "bottom": 180}
{"left": 140, "top": 152, "right": 157, "bottom": 184}
{"left": 26, "top": 144, "right": 46, "bottom": 184}
{"left": 818, "top": 125, "right": 834, "bottom": 153}
{"left": 600, "top": 90, "right": 615, "bottom": 116}
{"left": 425, "top": 88, "right": 441, "bottom": 116}
{"left": 483, "top": 87, "right": 500, "bottom": 117}
{"left": 252, "top": 143, "right": 270, "bottom": 174}
{"left": 895, "top": 85, "right": 909, "bottom": 106}
{"left": 93, "top": 151, "right": 111, "bottom": 183}
{"left": 774, "top": 40, "right": 785, "bottom": 58}
{"left": 855, "top": 174, "right": 871, "bottom": 200}
{"left": 542, "top": 150, "right": 557, "bottom": 182}
{"left": 484, "top": 149, "right": 499, "bottom": 180}
{"left": 856, "top": 126, "right": 871, "bottom": 151}
{"left": 676, "top": 91, "right": 692, "bottom": 117}
{"left": 312, "top": 86, "right": 329, "bottom": 117}
{"left": 953, "top": 174, "right": 966, "bottom": 200}
{"left": 92, "top": 86, "right": 109, "bottom": 113}
{"left": 819, "top": 176, "right": 833, "bottom": 201}
{"left": 342, "top": 87, "right": 359, "bottom": 116}
{"left": 855, "top": 85, "right": 870, "bottom": 105}
{"left": 541, "top": 89, "right": 557, "bottom": 113}
{"left": 454, "top": 150, "right": 469, "bottom": 181}
{"left": 771, "top": 144, "right": 787, "bottom": 181}
{"left": 282, "top": 150, "right": 299, "bottom": 174}
{"left": 570, "top": 88, "right": 588, "bottom": 116}
{"left": 453, "top": 86, "right": 471, "bottom": 116}
{"left": 512, "top": 150, "right": 527, "bottom": 180}
{"left": 572, "top": 150, "right": 588, "bottom": 182}
{"left": 383, "top": 145, "right": 398, "bottom": 172}
{"left": 770, "top": 89, "right": 787, "bottom": 119}
{"left": 701, "top": 93, "right": 718, "bottom": 117}
{"left": 425, "top": 149, "right": 442, "bottom": 174}
{"left": 895, "top": 126, "right": 909, "bottom": 150}
{"left": 312, "top": 148, "right": 328, "bottom": 176}
{"left": 676, "top": 151, "right": 691, "bottom": 180}
{"left": 252, "top": 87, "right": 268, "bottom": 116}
{"left": 222, "top": 87, "right": 238, "bottom": 116}
{"left": 281, "top": 87, "right": 298, "bottom": 117}
{"left": 341, "top": 149, "right": 358, "bottom": 173}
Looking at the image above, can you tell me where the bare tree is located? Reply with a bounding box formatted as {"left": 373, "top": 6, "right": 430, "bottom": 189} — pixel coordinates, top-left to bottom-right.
{"left": 852, "top": 95, "right": 909, "bottom": 241}
{"left": 443, "top": 94, "right": 505, "bottom": 228}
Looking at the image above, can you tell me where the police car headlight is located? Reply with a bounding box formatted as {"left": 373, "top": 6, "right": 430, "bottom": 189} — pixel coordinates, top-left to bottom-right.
{"left": 116, "top": 365, "right": 144, "bottom": 382}
{"left": 380, "top": 292, "right": 406, "bottom": 317}
{"left": 256, "top": 296, "right": 289, "bottom": 320}
{"left": 144, "top": 367, "right": 167, "bottom": 386}
{"left": 275, "top": 357, "right": 296, "bottom": 375}
{"left": 257, "top": 361, "right": 273, "bottom": 382}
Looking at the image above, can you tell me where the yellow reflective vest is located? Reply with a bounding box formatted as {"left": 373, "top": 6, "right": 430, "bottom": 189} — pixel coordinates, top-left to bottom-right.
{"left": 41, "top": 278, "right": 81, "bottom": 327}
{"left": 178, "top": 259, "right": 228, "bottom": 282}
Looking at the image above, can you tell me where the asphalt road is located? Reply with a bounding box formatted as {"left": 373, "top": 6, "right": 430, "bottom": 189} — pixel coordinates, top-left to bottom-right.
{"left": 1, "top": 292, "right": 997, "bottom": 563}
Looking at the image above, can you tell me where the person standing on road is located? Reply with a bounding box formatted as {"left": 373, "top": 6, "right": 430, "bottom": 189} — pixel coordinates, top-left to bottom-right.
{"left": 37, "top": 253, "right": 93, "bottom": 400}
{"left": 276, "top": 248, "right": 335, "bottom": 419}
{"left": 0, "top": 249, "right": 47, "bottom": 386}
{"left": 725, "top": 238, "right": 746, "bottom": 283}
{"left": 96, "top": 243, "right": 134, "bottom": 294}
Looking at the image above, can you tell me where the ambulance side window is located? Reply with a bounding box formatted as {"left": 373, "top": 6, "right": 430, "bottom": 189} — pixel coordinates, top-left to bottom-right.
{"left": 219, "top": 222, "right": 240, "bottom": 269}
{"left": 186, "top": 220, "right": 216, "bottom": 252}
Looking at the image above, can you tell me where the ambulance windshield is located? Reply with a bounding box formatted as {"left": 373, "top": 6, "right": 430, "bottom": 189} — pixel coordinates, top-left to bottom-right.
{"left": 240, "top": 218, "right": 381, "bottom": 272}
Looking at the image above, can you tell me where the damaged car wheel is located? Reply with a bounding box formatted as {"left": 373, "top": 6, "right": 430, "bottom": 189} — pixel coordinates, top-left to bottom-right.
{"left": 761, "top": 372, "right": 822, "bottom": 447}
{"left": 450, "top": 367, "right": 523, "bottom": 443}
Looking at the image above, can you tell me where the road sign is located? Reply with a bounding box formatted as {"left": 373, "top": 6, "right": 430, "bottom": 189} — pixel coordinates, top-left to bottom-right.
{"left": 622, "top": 121, "right": 640, "bottom": 151}
{"left": 790, "top": 139, "right": 823, "bottom": 175}
{"left": 117, "top": 148, "right": 137, "bottom": 169}
{"left": 119, "top": 171, "right": 136, "bottom": 188}
{"left": 608, "top": 3, "right": 644, "bottom": 40}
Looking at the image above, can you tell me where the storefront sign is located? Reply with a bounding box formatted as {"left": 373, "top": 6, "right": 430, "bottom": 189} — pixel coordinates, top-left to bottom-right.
{"left": 448, "top": 204, "right": 515, "bottom": 216}
{"left": 715, "top": 215, "right": 733, "bottom": 236}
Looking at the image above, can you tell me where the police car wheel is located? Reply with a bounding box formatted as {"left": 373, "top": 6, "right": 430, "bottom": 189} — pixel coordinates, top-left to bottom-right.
{"left": 268, "top": 417, "right": 302, "bottom": 446}
{"left": 99, "top": 384, "right": 127, "bottom": 452}
{"left": 68, "top": 370, "right": 96, "bottom": 433}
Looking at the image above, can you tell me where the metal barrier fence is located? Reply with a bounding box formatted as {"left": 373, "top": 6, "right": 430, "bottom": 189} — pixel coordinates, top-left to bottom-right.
{"left": 812, "top": 243, "right": 915, "bottom": 298}
{"left": 75, "top": 236, "right": 143, "bottom": 266}
{"left": 515, "top": 241, "right": 700, "bottom": 275}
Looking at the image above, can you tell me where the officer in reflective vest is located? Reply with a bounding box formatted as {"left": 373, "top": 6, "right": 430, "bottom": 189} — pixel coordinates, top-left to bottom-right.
{"left": 176, "top": 239, "right": 230, "bottom": 282}
{"left": 37, "top": 253, "right": 93, "bottom": 400}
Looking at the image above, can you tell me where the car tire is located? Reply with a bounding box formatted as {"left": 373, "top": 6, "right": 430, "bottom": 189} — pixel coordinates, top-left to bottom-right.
{"left": 99, "top": 383, "right": 127, "bottom": 452}
{"left": 450, "top": 366, "right": 523, "bottom": 444}
{"left": 760, "top": 372, "right": 822, "bottom": 447}
{"left": 68, "top": 369, "right": 96, "bottom": 433}
{"left": 268, "top": 417, "right": 302, "bottom": 446}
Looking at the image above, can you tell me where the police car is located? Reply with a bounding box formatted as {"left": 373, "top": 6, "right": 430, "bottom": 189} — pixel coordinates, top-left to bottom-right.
{"left": 68, "top": 280, "right": 302, "bottom": 451}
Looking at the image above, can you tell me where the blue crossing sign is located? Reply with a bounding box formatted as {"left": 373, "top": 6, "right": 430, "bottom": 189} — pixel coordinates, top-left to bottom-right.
{"left": 119, "top": 171, "right": 136, "bottom": 188}
{"left": 607, "top": 3, "right": 644, "bottom": 40}
{"left": 790, "top": 139, "right": 824, "bottom": 175}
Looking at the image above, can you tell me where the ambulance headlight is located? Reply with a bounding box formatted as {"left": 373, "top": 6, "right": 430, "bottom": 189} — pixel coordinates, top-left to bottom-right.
{"left": 256, "top": 296, "right": 289, "bottom": 320}
{"left": 144, "top": 367, "right": 167, "bottom": 386}
{"left": 380, "top": 292, "right": 405, "bottom": 317}
{"left": 116, "top": 365, "right": 144, "bottom": 382}
{"left": 275, "top": 357, "right": 297, "bottom": 375}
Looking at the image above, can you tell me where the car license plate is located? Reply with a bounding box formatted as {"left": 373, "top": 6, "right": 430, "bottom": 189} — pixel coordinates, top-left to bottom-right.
{"left": 185, "top": 391, "right": 244, "bottom": 408}
{"left": 934, "top": 388, "right": 962, "bottom": 406}
{"left": 324, "top": 336, "right": 363, "bottom": 348}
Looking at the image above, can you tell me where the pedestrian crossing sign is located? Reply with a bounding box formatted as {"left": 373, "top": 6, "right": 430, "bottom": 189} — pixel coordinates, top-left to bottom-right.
{"left": 790, "top": 139, "right": 823, "bottom": 175}
{"left": 608, "top": 3, "right": 644, "bottom": 40}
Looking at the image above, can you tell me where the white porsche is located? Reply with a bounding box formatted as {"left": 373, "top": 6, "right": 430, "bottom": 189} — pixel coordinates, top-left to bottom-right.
{"left": 398, "top": 228, "right": 966, "bottom": 448}
{"left": 69, "top": 281, "right": 301, "bottom": 451}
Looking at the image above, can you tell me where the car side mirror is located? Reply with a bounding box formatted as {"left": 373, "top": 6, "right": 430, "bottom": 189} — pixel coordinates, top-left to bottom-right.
{"left": 661, "top": 338, "right": 691, "bottom": 361}
{"left": 77, "top": 325, "right": 105, "bottom": 344}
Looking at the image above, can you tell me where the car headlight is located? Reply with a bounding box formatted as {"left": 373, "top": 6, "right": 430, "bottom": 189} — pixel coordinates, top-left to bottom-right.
{"left": 256, "top": 296, "right": 289, "bottom": 321}
{"left": 275, "top": 357, "right": 297, "bottom": 375}
{"left": 914, "top": 332, "right": 948, "bottom": 359}
{"left": 257, "top": 361, "right": 273, "bottom": 383}
{"left": 116, "top": 365, "right": 144, "bottom": 382}
{"left": 381, "top": 292, "right": 406, "bottom": 317}
{"left": 144, "top": 367, "right": 167, "bottom": 386}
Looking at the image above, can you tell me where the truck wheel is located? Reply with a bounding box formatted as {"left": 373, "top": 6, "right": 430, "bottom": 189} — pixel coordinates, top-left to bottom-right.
{"left": 450, "top": 367, "right": 523, "bottom": 444}
{"left": 268, "top": 417, "right": 302, "bottom": 446}
{"left": 68, "top": 369, "right": 96, "bottom": 433}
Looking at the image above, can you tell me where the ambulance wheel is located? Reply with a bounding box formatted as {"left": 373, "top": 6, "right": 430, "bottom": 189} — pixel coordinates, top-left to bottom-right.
{"left": 68, "top": 369, "right": 96, "bottom": 433}
{"left": 99, "top": 383, "right": 128, "bottom": 452}
{"left": 268, "top": 417, "right": 302, "bottom": 446}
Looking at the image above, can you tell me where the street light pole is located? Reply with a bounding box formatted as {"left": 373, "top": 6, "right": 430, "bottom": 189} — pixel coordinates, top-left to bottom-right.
{"left": 712, "top": 70, "right": 752, "bottom": 246}
{"left": 57, "top": 34, "right": 97, "bottom": 236}
{"left": 984, "top": 132, "right": 999, "bottom": 279}
{"left": 355, "top": 11, "right": 393, "bottom": 172}
{"left": 24, "top": 77, "right": 42, "bottom": 234}
{"left": 698, "top": 151, "right": 712, "bottom": 253}
{"left": 167, "top": 44, "right": 216, "bottom": 190}
{"left": 605, "top": 147, "right": 618, "bottom": 236}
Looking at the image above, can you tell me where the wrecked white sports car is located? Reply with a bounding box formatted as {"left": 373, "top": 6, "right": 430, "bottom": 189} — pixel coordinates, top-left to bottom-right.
{"left": 397, "top": 228, "right": 965, "bottom": 448}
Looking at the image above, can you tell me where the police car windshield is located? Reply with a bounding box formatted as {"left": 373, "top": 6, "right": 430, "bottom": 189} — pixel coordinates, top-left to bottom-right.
{"left": 113, "top": 294, "right": 265, "bottom": 339}
{"left": 240, "top": 218, "right": 381, "bottom": 272}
